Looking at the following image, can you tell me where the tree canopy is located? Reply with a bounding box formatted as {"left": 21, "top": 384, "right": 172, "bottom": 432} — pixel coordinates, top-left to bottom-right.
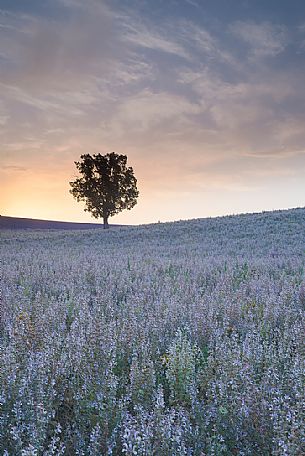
{"left": 70, "top": 152, "right": 139, "bottom": 228}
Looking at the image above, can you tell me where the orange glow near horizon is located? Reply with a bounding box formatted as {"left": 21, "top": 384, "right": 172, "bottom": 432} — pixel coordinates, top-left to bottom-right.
{"left": 2, "top": 160, "right": 305, "bottom": 225}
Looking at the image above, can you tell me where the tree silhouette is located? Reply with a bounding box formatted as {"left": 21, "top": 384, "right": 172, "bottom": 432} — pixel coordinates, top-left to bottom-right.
{"left": 70, "top": 152, "right": 139, "bottom": 229}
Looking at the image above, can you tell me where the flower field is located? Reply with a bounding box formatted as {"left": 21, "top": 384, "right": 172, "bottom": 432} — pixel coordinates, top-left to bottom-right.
{"left": 0, "top": 208, "right": 304, "bottom": 455}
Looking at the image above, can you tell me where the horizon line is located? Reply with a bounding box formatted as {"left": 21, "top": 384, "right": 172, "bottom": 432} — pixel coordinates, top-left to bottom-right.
{"left": 1, "top": 205, "right": 304, "bottom": 227}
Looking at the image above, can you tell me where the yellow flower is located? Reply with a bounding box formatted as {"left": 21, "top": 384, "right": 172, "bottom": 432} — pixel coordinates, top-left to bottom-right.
{"left": 161, "top": 354, "right": 169, "bottom": 366}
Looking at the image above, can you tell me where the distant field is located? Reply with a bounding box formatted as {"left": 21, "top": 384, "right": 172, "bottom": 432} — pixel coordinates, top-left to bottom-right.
{"left": 1, "top": 208, "right": 304, "bottom": 455}
{"left": 0, "top": 215, "right": 125, "bottom": 230}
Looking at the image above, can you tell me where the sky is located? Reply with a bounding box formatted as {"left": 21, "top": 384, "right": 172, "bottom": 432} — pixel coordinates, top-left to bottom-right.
{"left": 1, "top": 0, "right": 305, "bottom": 225}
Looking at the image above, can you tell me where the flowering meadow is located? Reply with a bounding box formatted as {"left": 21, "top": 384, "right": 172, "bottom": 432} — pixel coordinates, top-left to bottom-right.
{"left": 0, "top": 208, "right": 304, "bottom": 455}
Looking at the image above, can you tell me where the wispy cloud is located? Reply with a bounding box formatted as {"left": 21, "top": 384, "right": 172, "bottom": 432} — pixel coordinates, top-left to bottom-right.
{"left": 184, "top": 0, "right": 200, "bottom": 7}
{"left": 106, "top": 89, "right": 202, "bottom": 136}
{"left": 2, "top": 164, "right": 28, "bottom": 171}
{"left": 123, "top": 22, "right": 190, "bottom": 59}
{"left": 230, "top": 21, "right": 288, "bottom": 58}
{"left": 0, "top": 115, "right": 8, "bottom": 126}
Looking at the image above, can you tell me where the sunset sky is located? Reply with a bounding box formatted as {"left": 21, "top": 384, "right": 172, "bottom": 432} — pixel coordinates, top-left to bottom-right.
{"left": 1, "top": 0, "right": 305, "bottom": 225}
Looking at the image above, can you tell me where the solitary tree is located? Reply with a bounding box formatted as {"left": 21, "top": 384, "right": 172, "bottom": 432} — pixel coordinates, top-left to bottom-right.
{"left": 69, "top": 152, "right": 139, "bottom": 229}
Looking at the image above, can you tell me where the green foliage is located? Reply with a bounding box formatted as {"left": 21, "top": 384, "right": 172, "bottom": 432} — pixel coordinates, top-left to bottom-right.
{"left": 129, "top": 352, "right": 156, "bottom": 407}
{"left": 165, "top": 329, "right": 199, "bottom": 407}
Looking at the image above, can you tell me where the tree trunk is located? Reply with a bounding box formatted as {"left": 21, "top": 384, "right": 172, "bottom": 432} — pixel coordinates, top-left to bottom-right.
{"left": 103, "top": 216, "right": 109, "bottom": 229}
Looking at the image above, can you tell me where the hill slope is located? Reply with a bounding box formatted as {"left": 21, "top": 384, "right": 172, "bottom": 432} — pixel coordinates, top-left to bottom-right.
{"left": 1, "top": 206, "right": 304, "bottom": 454}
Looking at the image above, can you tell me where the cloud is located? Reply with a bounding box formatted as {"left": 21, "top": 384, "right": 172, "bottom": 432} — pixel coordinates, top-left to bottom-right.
{"left": 0, "top": 82, "right": 89, "bottom": 116}
{"left": 230, "top": 21, "right": 288, "bottom": 57}
{"left": 185, "top": 0, "right": 199, "bottom": 7}
{"left": 0, "top": 114, "right": 8, "bottom": 126}
{"left": 179, "top": 22, "right": 221, "bottom": 56}
{"left": 297, "top": 23, "right": 305, "bottom": 49}
{"left": 0, "top": 2, "right": 130, "bottom": 94}
{"left": 123, "top": 21, "right": 190, "bottom": 59}
{"left": 106, "top": 89, "right": 202, "bottom": 136}
{"left": 2, "top": 164, "right": 27, "bottom": 171}
{"left": 176, "top": 61, "right": 305, "bottom": 158}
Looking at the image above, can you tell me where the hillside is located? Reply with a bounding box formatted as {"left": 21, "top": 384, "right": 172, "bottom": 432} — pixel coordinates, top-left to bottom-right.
{"left": 1, "top": 207, "right": 304, "bottom": 455}
{"left": 2, "top": 206, "right": 303, "bottom": 257}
